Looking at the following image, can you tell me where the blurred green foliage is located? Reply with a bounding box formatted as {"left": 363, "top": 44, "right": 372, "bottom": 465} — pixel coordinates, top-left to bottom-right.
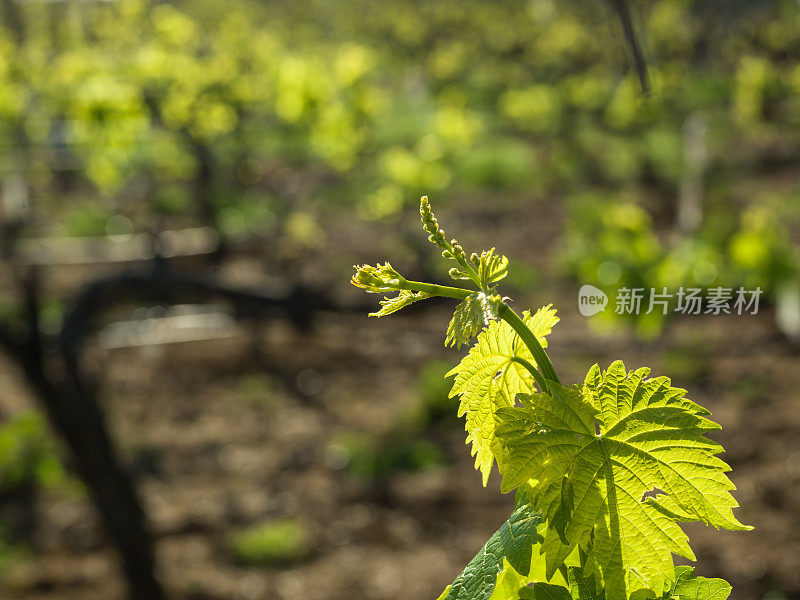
{"left": 0, "top": 410, "right": 69, "bottom": 491}
{"left": 0, "top": 410, "right": 75, "bottom": 579}
{"left": 406, "top": 359, "right": 455, "bottom": 429}
{"left": 564, "top": 192, "right": 799, "bottom": 335}
{"left": 228, "top": 518, "right": 312, "bottom": 564}
{"left": 0, "top": 525, "right": 31, "bottom": 583}
{"left": 1, "top": 0, "right": 798, "bottom": 327}
{"left": 323, "top": 361, "right": 455, "bottom": 481}
{"left": 236, "top": 373, "right": 277, "bottom": 407}
{"left": 326, "top": 432, "right": 444, "bottom": 481}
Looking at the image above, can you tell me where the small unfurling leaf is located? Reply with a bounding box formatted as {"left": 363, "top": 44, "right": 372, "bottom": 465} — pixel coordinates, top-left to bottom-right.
{"left": 351, "top": 262, "right": 405, "bottom": 293}
{"left": 369, "top": 289, "right": 430, "bottom": 317}
{"left": 445, "top": 292, "right": 502, "bottom": 348}
{"left": 477, "top": 248, "right": 509, "bottom": 290}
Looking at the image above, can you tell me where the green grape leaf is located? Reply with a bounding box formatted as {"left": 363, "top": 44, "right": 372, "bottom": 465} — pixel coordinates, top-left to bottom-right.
{"left": 496, "top": 361, "right": 750, "bottom": 600}
{"left": 670, "top": 567, "right": 731, "bottom": 600}
{"left": 567, "top": 566, "right": 603, "bottom": 600}
{"left": 476, "top": 248, "right": 510, "bottom": 290}
{"left": 519, "top": 583, "right": 573, "bottom": 600}
{"left": 436, "top": 586, "right": 452, "bottom": 600}
{"left": 445, "top": 502, "right": 543, "bottom": 600}
{"left": 447, "top": 306, "right": 559, "bottom": 484}
{"left": 369, "top": 289, "right": 430, "bottom": 317}
{"left": 490, "top": 559, "right": 535, "bottom": 600}
{"left": 445, "top": 291, "right": 502, "bottom": 349}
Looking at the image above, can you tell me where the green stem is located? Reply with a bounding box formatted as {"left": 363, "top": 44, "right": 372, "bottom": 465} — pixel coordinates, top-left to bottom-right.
{"left": 497, "top": 303, "right": 560, "bottom": 389}
{"left": 442, "top": 239, "right": 481, "bottom": 287}
{"left": 399, "top": 281, "right": 560, "bottom": 392}
{"left": 455, "top": 256, "right": 481, "bottom": 287}
{"left": 510, "top": 356, "right": 548, "bottom": 394}
{"left": 400, "top": 279, "right": 472, "bottom": 300}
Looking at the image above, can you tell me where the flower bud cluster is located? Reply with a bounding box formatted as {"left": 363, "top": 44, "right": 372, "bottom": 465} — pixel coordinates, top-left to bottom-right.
{"left": 450, "top": 240, "right": 467, "bottom": 262}
{"left": 419, "top": 196, "right": 447, "bottom": 249}
{"left": 448, "top": 267, "right": 471, "bottom": 280}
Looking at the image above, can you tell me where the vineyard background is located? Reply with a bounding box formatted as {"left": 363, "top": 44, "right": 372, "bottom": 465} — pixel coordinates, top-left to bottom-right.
{"left": 1, "top": 1, "right": 799, "bottom": 599}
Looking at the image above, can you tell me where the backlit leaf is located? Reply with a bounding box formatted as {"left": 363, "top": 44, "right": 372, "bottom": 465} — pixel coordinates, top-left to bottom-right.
{"left": 496, "top": 361, "right": 750, "bottom": 600}
{"left": 447, "top": 305, "right": 559, "bottom": 484}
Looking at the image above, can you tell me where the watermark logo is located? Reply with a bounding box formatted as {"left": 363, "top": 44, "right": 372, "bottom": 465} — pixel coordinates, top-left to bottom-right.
{"left": 578, "top": 285, "right": 762, "bottom": 317}
{"left": 578, "top": 284, "right": 608, "bottom": 316}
